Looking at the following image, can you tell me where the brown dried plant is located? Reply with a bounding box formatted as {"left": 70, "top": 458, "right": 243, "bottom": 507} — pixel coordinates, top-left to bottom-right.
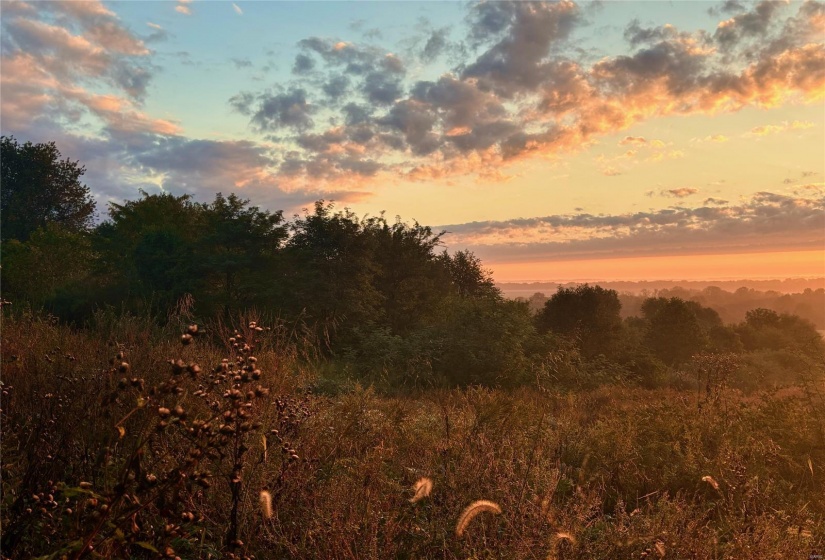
{"left": 409, "top": 477, "right": 433, "bottom": 503}
{"left": 455, "top": 500, "right": 502, "bottom": 538}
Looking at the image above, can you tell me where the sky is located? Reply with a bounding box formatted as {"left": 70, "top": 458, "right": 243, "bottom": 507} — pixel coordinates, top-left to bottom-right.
{"left": 1, "top": 0, "right": 823, "bottom": 282}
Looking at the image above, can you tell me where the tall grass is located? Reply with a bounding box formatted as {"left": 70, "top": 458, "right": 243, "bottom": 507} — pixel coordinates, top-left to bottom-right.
{"left": 1, "top": 311, "right": 823, "bottom": 558}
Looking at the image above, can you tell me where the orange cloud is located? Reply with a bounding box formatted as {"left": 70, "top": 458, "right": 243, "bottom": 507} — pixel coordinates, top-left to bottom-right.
{"left": 618, "top": 136, "right": 647, "bottom": 146}
{"left": 747, "top": 120, "right": 815, "bottom": 136}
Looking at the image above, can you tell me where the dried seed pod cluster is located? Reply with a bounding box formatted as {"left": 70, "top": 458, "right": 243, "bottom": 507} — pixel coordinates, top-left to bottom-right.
{"left": 8, "top": 324, "right": 285, "bottom": 558}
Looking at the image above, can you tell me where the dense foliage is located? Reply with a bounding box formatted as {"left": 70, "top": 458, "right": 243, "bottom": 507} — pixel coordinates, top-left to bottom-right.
{"left": 1, "top": 136, "right": 95, "bottom": 243}
{"left": 2, "top": 139, "right": 823, "bottom": 389}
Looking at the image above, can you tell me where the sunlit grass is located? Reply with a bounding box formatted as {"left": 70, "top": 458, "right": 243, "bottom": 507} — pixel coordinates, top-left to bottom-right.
{"left": 1, "top": 311, "right": 823, "bottom": 558}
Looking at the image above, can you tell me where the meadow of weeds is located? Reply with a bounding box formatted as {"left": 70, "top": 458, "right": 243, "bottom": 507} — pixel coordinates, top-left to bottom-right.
{"left": 1, "top": 310, "right": 823, "bottom": 559}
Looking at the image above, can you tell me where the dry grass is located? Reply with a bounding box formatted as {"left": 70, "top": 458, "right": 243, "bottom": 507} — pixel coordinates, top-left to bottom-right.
{"left": 2, "top": 311, "right": 824, "bottom": 558}
{"left": 455, "top": 500, "right": 502, "bottom": 537}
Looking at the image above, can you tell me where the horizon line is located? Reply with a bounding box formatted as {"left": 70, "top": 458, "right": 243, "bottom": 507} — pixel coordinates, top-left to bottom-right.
{"left": 496, "top": 276, "right": 825, "bottom": 285}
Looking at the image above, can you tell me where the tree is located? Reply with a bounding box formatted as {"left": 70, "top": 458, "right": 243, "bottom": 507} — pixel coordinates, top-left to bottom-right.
{"left": 284, "top": 201, "right": 384, "bottom": 345}
{"left": 736, "top": 308, "right": 824, "bottom": 359}
{"left": 433, "top": 296, "right": 537, "bottom": 386}
{"left": 95, "top": 192, "right": 204, "bottom": 313}
{"left": 443, "top": 250, "right": 499, "bottom": 300}
{"left": 367, "top": 216, "right": 450, "bottom": 334}
{"left": 535, "top": 284, "right": 622, "bottom": 358}
{"left": 197, "top": 193, "right": 286, "bottom": 316}
{"left": 641, "top": 297, "right": 707, "bottom": 365}
{"left": 95, "top": 191, "right": 287, "bottom": 318}
{"left": 0, "top": 223, "right": 95, "bottom": 307}
{"left": 1, "top": 136, "right": 96, "bottom": 242}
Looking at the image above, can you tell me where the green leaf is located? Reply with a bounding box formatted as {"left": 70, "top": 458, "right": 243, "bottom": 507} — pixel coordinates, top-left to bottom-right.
{"left": 135, "top": 541, "right": 159, "bottom": 553}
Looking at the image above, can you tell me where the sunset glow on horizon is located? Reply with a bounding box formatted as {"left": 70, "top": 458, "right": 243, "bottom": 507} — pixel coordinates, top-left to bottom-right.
{"left": 488, "top": 249, "right": 825, "bottom": 283}
{"left": 1, "top": 0, "right": 823, "bottom": 282}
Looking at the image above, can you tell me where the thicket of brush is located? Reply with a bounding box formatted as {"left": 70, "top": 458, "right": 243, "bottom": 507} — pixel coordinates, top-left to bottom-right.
{"left": 2, "top": 310, "right": 823, "bottom": 559}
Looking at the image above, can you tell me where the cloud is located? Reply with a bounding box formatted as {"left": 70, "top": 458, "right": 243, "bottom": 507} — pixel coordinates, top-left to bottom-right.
{"left": 5, "top": 0, "right": 823, "bottom": 210}
{"left": 175, "top": 0, "right": 192, "bottom": 16}
{"left": 663, "top": 188, "right": 699, "bottom": 198}
{"left": 292, "top": 53, "right": 315, "bottom": 74}
{"left": 223, "top": 0, "right": 822, "bottom": 189}
{"left": 713, "top": 0, "right": 782, "bottom": 52}
{"left": 693, "top": 134, "right": 730, "bottom": 143}
{"left": 145, "top": 21, "right": 169, "bottom": 43}
{"left": 708, "top": 1, "right": 746, "bottom": 17}
{"left": 747, "top": 120, "right": 815, "bottom": 136}
{"left": 437, "top": 191, "right": 825, "bottom": 262}
{"left": 421, "top": 28, "right": 451, "bottom": 62}
{"left": 462, "top": 1, "right": 582, "bottom": 98}
{"left": 703, "top": 197, "right": 729, "bottom": 205}
{"left": 231, "top": 89, "right": 314, "bottom": 132}
{"left": 595, "top": 137, "right": 681, "bottom": 175}
{"left": 231, "top": 57, "right": 252, "bottom": 69}
{"left": 619, "top": 136, "right": 647, "bottom": 146}
{"left": 0, "top": 1, "right": 158, "bottom": 133}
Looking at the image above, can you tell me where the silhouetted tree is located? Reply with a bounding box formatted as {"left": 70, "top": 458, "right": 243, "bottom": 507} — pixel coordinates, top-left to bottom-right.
{"left": 1, "top": 136, "right": 95, "bottom": 242}
{"left": 642, "top": 297, "right": 707, "bottom": 365}
{"left": 284, "top": 201, "right": 384, "bottom": 345}
{"left": 95, "top": 192, "right": 204, "bottom": 312}
{"left": 443, "top": 250, "right": 499, "bottom": 300}
{"left": 536, "top": 285, "right": 622, "bottom": 358}
{"left": 198, "top": 193, "right": 286, "bottom": 316}
{"left": 434, "top": 297, "right": 536, "bottom": 386}
{"left": 736, "top": 308, "right": 824, "bottom": 358}
{"left": 368, "top": 217, "right": 449, "bottom": 334}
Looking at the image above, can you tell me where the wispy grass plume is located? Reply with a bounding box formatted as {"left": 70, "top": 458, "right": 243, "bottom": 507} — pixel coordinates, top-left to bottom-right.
{"left": 260, "top": 490, "right": 273, "bottom": 520}
{"left": 409, "top": 477, "right": 433, "bottom": 503}
{"left": 455, "top": 500, "right": 502, "bottom": 538}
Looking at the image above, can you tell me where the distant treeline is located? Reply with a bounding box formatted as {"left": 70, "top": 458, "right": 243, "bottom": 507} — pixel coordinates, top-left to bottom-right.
{"left": 501, "top": 278, "right": 825, "bottom": 296}
{"left": 2, "top": 136, "right": 823, "bottom": 389}
{"left": 517, "top": 287, "right": 825, "bottom": 329}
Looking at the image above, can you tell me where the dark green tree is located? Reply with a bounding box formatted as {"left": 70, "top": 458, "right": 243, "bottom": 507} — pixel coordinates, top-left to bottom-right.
{"left": 535, "top": 284, "right": 623, "bottom": 358}
{"left": 736, "top": 308, "right": 824, "bottom": 358}
{"left": 1, "top": 136, "right": 96, "bottom": 242}
{"left": 641, "top": 297, "right": 707, "bottom": 365}
{"left": 0, "top": 223, "right": 95, "bottom": 307}
{"left": 433, "top": 297, "right": 537, "bottom": 386}
{"left": 95, "top": 192, "right": 204, "bottom": 312}
{"left": 284, "top": 201, "right": 384, "bottom": 345}
{"left": 367, "top": 216, "right": 450, "bottom": 334}
{"left": 197, "top": 193, "right": 286, "bottom": 316}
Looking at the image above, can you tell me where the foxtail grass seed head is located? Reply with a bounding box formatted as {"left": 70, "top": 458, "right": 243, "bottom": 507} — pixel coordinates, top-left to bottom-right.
{"left": 455, "top": 500, "right": 502, "bottom": 537}
{"left": 547, "top": 532, "right": 577, "bottom": 559}
{"left": 655, "top": 541, "right": 666, "bottom": 557}
{"left": 260, "top": 490, "right": 273, "bottom": 519}
{"left": 554, "top": 531, "right": 576, "bottom": 544}
{"left": 409, "top": 477, "right": 433, "bottom": 503}
{"left": 702, "top": 475, "right": 720, "bottom": 491}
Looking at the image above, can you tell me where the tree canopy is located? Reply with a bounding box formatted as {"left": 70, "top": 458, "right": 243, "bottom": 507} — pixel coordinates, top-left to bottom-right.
{"left": 3, "top": 138, "right": 821, "bottom": 390}
{"left": 535, "top": 284, "right": 622, "bottom": 358}
{"left": 1, "top": 136, "right": 96, "bottom": 242}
